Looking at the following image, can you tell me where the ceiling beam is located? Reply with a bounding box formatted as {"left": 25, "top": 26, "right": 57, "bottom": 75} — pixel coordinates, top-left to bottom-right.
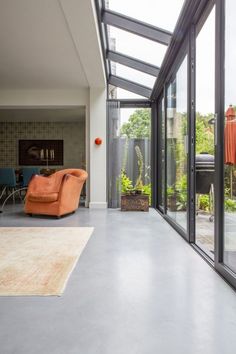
{"left": 107, "top": 50, "right": 160, "bottom": 77}
{"left": 102, "top": 9, "right": 172, "bottom": 46}
{"left": 94, "top": 0, "right": 110, "bottom": 80}
{"left": 119, "top": 99, "right": 151, "bottom": 108}
{"left": 109, "top": 75, "right": 152, "bottom": 98}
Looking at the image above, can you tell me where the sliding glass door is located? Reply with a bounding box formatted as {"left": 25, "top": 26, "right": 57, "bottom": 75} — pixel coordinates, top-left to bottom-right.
{"left": 166, "top": 55, "right": 188, "bottom": 232}
{"left": 195, "top": 5, "right": 216, "bottom": 258}
{"left": 155, "top": 0, "right": 236, "bottom": 289}
{"left": 223, "top": 0, "right": 236, "bottom": 274}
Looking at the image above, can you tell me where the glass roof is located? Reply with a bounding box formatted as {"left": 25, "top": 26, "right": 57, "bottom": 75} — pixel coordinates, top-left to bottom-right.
{"left": 103, "top": 0, "right": 186, "bottom": 97}
{"left": 111, "top": 62, "right": 156, "bottom": 88}
{"left": 116, "top": 88, "right": 146, "bottom": 99}
{"left": 106, "top": 0, "right": 186, "bottom": 32}
{"left": 108, "top": 85, "right": 146, "bottom": 99}
{"left": 108, "top": 26, "right": 167, "bottom": 67}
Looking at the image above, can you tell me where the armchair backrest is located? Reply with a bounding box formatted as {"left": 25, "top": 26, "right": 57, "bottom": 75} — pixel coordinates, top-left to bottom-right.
{"left": 27, "top": 169, "right": 88, "bottom": 195}
{"left": 54, "top": 169, "right": 88, "bottom": 181}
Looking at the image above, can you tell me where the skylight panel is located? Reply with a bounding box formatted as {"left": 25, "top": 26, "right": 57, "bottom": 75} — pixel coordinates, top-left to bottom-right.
{"left": 106, "top": 0, "right": 185, "bottom": 32}
{"left": 108, "top": 26, "right": 167, "bottom": 67}
{"left": 111, "top": 62, "right": 156, "bottom": 88}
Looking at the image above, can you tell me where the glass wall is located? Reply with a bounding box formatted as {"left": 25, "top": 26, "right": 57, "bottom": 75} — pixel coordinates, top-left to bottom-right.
{"left": 166, "top": 55, "right": 188, "bottom": 231}
{"left": 154, "top": 0, "right": 236, "bottom": 289}
{"left": 224, "top": 0, "right": 236, "bottom": 273}
{"left": 195, "top": 6, "right": 215, "bottom": 258}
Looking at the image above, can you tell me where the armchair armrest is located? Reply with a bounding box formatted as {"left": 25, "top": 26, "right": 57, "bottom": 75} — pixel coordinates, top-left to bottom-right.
{"left": 59, "top": 173, "right": 82, "bottom": 195}
{"left": 58, "top": 173, "right": 86, "bottom": 208}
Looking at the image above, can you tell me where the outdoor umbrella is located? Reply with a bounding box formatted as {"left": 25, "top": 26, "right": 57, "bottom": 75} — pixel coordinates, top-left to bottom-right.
{"left": 225, "top": 105, "right": 236, "bottom": 164}
{"left": 225, "top": 105, "right": 236, "bottom": 197}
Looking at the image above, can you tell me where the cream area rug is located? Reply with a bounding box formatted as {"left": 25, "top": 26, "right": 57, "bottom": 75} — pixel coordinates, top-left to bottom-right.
{"left": 0, "top": 227, "right": 93, "bottom": 296}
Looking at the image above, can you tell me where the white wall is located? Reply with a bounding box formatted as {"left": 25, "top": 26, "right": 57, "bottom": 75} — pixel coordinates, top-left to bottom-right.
{"left": 89, "top": 87, "right": 107, "bottom": 209}
{"left": 0, "top": 88, "right": 108, "bottom": 208}
{"left": 0, "top": 89, "right": 89, "bottom": 107}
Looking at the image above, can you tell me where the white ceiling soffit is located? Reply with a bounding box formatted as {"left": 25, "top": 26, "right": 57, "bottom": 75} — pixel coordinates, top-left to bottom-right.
{"left": 59, "top": 0, "right": 106, "bottom": 88}
{"left": 0, "top": 107, "right": 86, "bottom": 122}
{"left": 0, "top": 0, "right": 105, "bottom": 90}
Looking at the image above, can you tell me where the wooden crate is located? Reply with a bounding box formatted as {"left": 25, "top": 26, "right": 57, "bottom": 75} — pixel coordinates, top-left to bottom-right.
{"left": 121, "top": 194, "right": 149, "bottom": 212}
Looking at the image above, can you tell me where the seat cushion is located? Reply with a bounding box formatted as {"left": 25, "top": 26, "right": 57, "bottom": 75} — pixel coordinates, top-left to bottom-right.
{"left": 28, "top": 192, "right": 58, "bottom": 203}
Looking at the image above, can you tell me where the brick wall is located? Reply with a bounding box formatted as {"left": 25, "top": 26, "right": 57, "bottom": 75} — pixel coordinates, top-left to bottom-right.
{"left": 0, "top": 121, "right": 85, "bottom": 169}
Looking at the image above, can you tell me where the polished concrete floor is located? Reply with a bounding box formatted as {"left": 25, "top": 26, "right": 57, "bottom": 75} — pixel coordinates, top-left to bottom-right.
{"left": 0, "top": 205, "right": 236, "bottom": 354}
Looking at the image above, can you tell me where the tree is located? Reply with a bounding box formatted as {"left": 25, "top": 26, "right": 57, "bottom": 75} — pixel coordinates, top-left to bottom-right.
{"left": 195, "top": 112, "right": 214, "bottom": 155}
{"left": 120, "top": 108, "right": 151, "bottom": 138}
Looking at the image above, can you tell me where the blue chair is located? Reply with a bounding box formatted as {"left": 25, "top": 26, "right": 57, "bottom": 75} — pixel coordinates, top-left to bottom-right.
{"left": 0, "top": 168, "right": 19, "bottom": 206}
{"left": 0, "top": 167, "right": 17, "bottom": 187}
{"left": 0, "top": 167, "right": 27, "bottom": 213}
{"left": 22, "top": 167, "right": 40, "bottom": 187}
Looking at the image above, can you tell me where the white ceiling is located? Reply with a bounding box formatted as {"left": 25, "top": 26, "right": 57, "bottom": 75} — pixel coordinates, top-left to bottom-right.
{"left": 0, "top": 107, "right": 85, "bottom": 122}
{"left": 0, "top": 0, "right": 105, "bottom": 90}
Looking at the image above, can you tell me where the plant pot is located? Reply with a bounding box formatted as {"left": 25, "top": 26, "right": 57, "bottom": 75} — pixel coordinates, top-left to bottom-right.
{"left": 135, "top": 189, "right": 142, "bottom": 195}
{"left": 121, "top": 194, "right": 149, "bottom": 212}
{"left": 168, "top": 195, "right": 177, "bottom": 211}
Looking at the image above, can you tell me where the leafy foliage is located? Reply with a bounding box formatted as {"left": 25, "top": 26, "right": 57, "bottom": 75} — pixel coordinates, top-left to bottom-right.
{"left": 120, "top": 170, "right": 133, "bottom": 194}
{"left": 196, "top": 112, "right": 214, "bottom": 154}
{"left": 120, "top": 108, "right": 151, "bottom": 138}
{"left": 119, "top": 108, "right": 235, "bottom": 211}
{"left": 167, "top": 175, "right": 187, "bottom": 211}
{"left": 142, "top": 183, "right": 151, "bottom": 204}
{"left": 199, "top": 194, "right": 210, "bottom": 211}
{"left": 225, "top": 198, "right": 236, "bottom": 212}
{"left": 175, "top": 175, "right": 188, "bottom": 210}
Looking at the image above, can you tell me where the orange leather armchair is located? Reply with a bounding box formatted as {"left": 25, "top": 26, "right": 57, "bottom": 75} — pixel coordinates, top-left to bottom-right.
{"left": 24, "top": 169, "right": 88, "bottom": 217}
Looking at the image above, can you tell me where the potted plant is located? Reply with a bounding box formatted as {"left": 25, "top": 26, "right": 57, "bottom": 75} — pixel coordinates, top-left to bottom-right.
{"left": 120, "top": 146, "right": 149, "bottom": 211}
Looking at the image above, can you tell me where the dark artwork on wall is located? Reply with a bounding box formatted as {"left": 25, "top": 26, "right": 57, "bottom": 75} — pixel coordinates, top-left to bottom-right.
{"left": 19, "top": 140, "right": 63, "bottom": 166}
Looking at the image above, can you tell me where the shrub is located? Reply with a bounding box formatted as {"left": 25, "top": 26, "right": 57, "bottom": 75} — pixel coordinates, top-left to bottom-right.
{"left": 120, "top": 171, "right": 133, "bottom": 194}
{"left": 199, "top": 194, "right": 210, "bottom": 211}
{"left": 225, "top": 198, "right": 236, "bottom": 212}
{"left": 142, "top": 183, "right": 151, "bottom": 205}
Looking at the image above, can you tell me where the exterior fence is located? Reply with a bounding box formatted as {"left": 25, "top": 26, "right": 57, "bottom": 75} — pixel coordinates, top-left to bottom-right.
{"left": 108, "top": 137, "right": 151, "bottom": 208}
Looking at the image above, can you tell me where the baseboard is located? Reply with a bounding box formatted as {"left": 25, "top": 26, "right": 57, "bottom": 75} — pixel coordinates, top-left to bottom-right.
{"left": 89, "top": 202, "right": 107, "bottom": 209}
